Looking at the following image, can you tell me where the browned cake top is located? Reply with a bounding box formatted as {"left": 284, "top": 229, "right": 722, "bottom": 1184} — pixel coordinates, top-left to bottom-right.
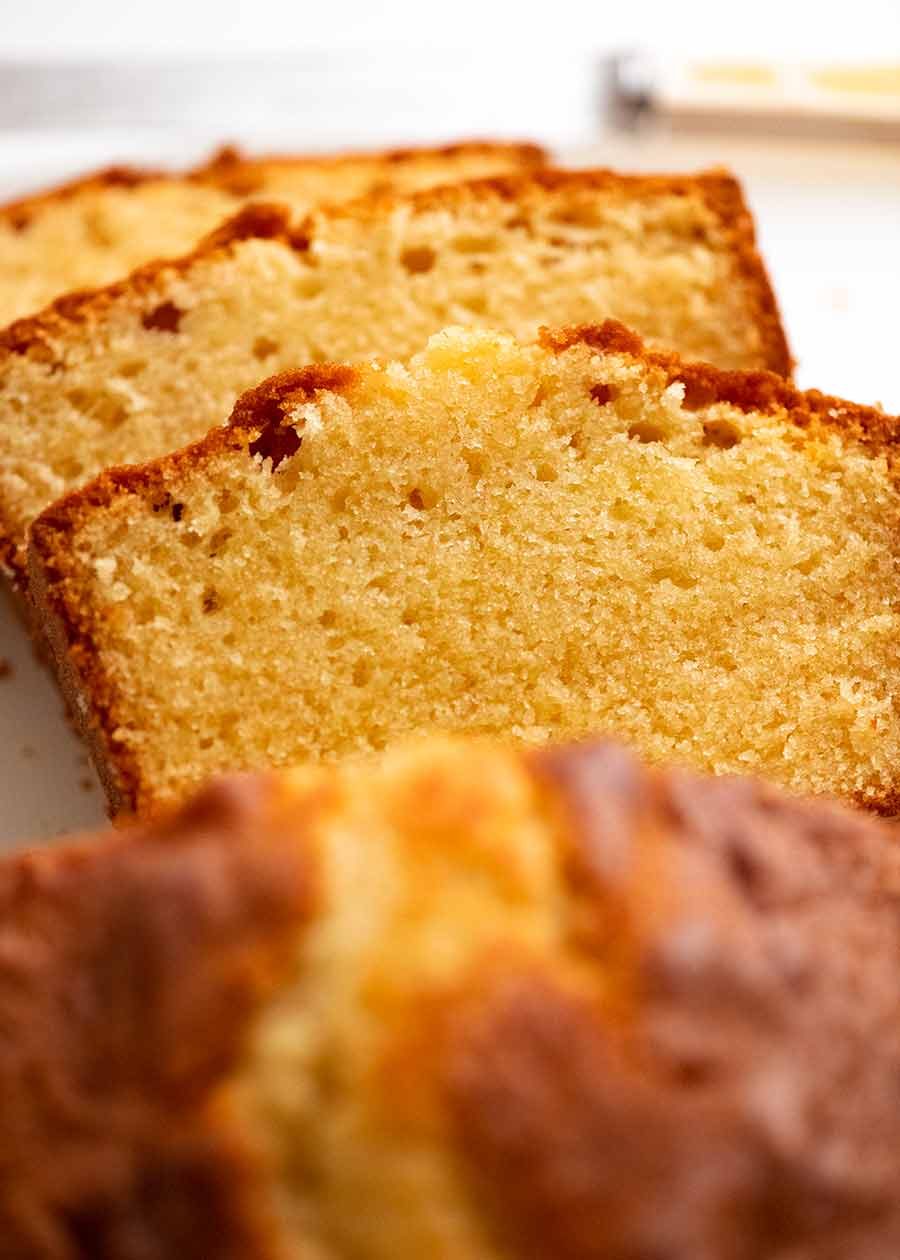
{"left": 0, "top": 774, "right": 315, "bottom": 1260}
{"left": 0, "top": 140, "right": 546, "bottom": 231}
{"left": 2, "top": 737, "right": 900, "bottom": 1257}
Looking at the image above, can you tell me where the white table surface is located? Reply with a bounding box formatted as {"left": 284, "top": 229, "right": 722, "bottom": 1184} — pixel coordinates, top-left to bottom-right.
{"left": 1, "top": 131, "right": 898, "bottom": 849}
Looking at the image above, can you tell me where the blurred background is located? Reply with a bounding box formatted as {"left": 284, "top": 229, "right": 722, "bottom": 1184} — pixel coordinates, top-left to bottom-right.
{"left": 1, "top": 0, "right": 898, "bottom": 403}
{"left": 0, "top": 0, "right": 898, "bottom": 841}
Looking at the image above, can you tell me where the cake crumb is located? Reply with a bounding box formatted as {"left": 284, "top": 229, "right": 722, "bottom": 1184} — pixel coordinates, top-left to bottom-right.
{"left": 20, "top": 744, "right": 36, "bottom": 760}
{"left": 79, "top": 776, "right": 96, "bottom": 793}
{"left": 0, "top": 657, "right": 11, "bottom": 680}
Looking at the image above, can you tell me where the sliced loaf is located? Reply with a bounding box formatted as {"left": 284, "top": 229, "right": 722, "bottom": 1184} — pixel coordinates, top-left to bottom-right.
{"left": 0, "top": 168, "right": 789, "bottom": 590}
{"left": 0, "top": 140, "right": 544, "bottom": 325}
{"left": 29, "top": 322, "right": 897, "bottom": 816}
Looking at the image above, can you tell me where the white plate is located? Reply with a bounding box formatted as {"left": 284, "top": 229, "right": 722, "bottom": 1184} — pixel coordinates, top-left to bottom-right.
{"left": 0, "top": 598, "right": 105, "bottom": 845}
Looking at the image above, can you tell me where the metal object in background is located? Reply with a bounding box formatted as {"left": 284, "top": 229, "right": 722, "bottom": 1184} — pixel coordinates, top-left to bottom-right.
{"left": 609, "top": 52, "right": 900, "bottom": 142}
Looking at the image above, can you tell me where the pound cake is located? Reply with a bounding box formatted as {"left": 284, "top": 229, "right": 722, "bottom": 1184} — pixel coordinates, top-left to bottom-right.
{"left": 0, "top": 140, "right": 545, "bottom": 327}
{"left": 0, "top": 167, "right": 789, "bottom": 591}
{"left": 5, "top": 735, "right": 900, "bottom": 1258}
{"left": 29, "top": 322, "right": 899, "bottom": 816}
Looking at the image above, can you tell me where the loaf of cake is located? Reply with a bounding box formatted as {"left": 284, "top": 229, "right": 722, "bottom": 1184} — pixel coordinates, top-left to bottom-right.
{"left": 0, "top": 140, "right": 544, "bottom": 326}
{"left": 30, "top": 322, "right": 898, "bottom": 816}
{"left": 0, "top": 168, "right": 789, "bottom": 591}
{"left": 4, "top": 735, "right": 900, "bottom": 1258}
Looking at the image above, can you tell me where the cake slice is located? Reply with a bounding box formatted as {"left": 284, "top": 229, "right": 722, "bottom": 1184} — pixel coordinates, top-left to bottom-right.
{"left": 0, "top": 140, "right": 545, "bottom": 326}
{"left": 4, "top": 736, "right": 900, "bottom": 1259}
{"left": 29, "top": 322, "right": 898, "bottom": 817}
{"left": 0, "top": 167, "right": 789, "bottom": 592}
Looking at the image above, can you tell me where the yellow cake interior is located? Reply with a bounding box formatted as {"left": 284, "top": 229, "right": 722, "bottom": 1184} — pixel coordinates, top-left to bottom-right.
{"left": 1, "top": 176, "right": 780, "bottom": 580}
{"left": 234, "top": 739, "right": 568, "bottom": 1258}
{"left": 0, "top": 145, "right": 539, "bottom": 326}
{"left": 46, "top": 327, "right": 900, "bottom": 811}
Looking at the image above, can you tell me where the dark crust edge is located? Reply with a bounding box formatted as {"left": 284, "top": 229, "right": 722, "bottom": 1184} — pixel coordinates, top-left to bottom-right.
{"left": 27, "top": 332, "right": 900, "bottom": 818}
{"left": 0, "top": 200, "right": 304, "bottom": 597}
{"left": 0, "top": 139, "right": 546, "bottom": 367}
{"left": 0, "top": 202, "right": 299, "bottom": 367}
{"left": 693, "top": 169, "right": 792, "bottom": 379}
{"left": 27, "top": 528, "right": 143, "bottom": 817}
{"left": 0, "top": 772, "right": 316, "bottom": 1259}
{"left": 0, "top": 166, "right": 790, "bottom": 370}
{"left": 0, "top": 164, "right": 168, "bottom": 228}
{"left": 192, "top": 138, "right": 547, "bottom": 181}
{"left": 540, "top": 320, "right": 900, "bottom": 457}
{"left": 26, "top": 364, "right": 358, "bottom": 817}
{"left": 0, "top": 139, "right": 546, "bottom": 227}
{"left": 303, "top": 166, "right": 792, "bottom": 378}
{"left": 444, "top": 742, "right": 900, "bottom": 1257}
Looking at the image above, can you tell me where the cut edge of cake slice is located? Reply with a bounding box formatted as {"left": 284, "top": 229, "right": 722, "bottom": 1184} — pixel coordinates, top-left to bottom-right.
{"left": 0, "top": 138, "right": 548, "bottom": 332}
{"left": 1, "top": 167, "right": 790, "bottom": 374}
{"left": 0, "top": 138, "right": 547, "bottom": 229}
{"left": 0, "top": 166, "right": 791, "bottom": 595}
{"left": 0, "top": 162, "right": 170, "bottom": 230}
{"left": 27, "top": 319, "right": 896, "bottom": 819}
{"left": 311, "top": 165, "right": 792, "bottom": 379}
{"left": 189, "top": 137, "right": 548, "bottom": 192}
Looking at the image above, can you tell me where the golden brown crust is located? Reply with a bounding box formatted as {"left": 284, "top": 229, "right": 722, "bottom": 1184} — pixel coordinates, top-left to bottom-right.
{"left": 0, "top": 202, "right": 299, "bottom": 370}
{"left": 0, "top": 774, "right": 316, "bottom": 1260}
{"left": 0, "top": 140, "right": 546, "bottom": 230}
{"left": 444, "top": 740, "right": 900, "bottom": 1258}
{"left": 27, "top": 538, "right": 142, "bottom": 815}
{"left": 192, "top": 138, "right": 547, "bottom": 193}
{"left": 33, "top": 315, "right": 890, "bottom": 530}
{"left": 0, "top": 165, "right": 167, "bottom": 232}
{"left": 0, "top": 139, "right": 545, "bottom": 363}
{"left": 541, "top": 318, "right": 899, "bottom": 461}
{"left": 25, "top": 365, "right": 364, "bottom": 814}
{"left": 0, "top": 163, "right": 790, "bottom": 591}
{"left": 227, "top": 364, "right": 360, "bottom": 431}
{"left": 691, "top": 169, "right": 792, "bottom": 379}
{"left": 0, "top": 166, "right": 789, "bottom": 371}
{"left": 27, "top": 321, "right": 898, "bottom": 817}
{"left": 4, "top": 738, "right": 900, "bottom": 1253}
{"left": 312, "top": 166, "right": 791, "bottom": 378}
{"left": 445, "top": 966, "right": 773, "bottom": 1260}
{"left": 25, "top": 366, "right": 365, "bottom": 814}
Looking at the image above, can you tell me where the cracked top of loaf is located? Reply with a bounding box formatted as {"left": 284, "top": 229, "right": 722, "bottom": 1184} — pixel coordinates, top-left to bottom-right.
{"left": 3, "top": 735, "right": 900, "bottom": 1258}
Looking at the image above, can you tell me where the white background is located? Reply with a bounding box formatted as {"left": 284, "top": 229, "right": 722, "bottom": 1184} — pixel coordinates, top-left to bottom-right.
{"left": 1, "top": 0, "right": 899, "bottom": 60}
